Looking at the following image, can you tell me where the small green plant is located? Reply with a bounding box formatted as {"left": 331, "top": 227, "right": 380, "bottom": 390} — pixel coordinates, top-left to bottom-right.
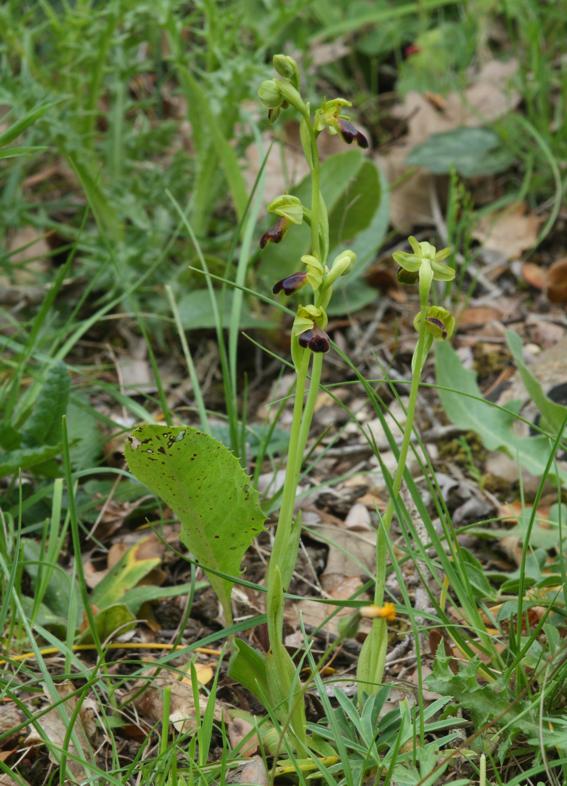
{"left": 357, "top": 236, "right": 456, "bottom": 700}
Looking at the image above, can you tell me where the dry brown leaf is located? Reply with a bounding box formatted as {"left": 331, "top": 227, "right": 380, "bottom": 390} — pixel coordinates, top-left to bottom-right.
{"left": 457, "top": 305, "right": 504, "bottom": 328}
{"left": 123, "top": 662, "right": 221, "bottom": 735}
{"left": 225, "top": 712, "right": 258, "bottom": 757}
{"left": 547, "top": 256, "right": 567, "bottom": 303}
{"left": 25, "top": 682, "right": 96, "bottom": 781}
{"left": 472, "top": 202, "right": 542, "bottom": 260}
{"left": 522, "top": 262, "right": 548, "bottom": 290}
{"left": 227, "top": 755, "right": 268, "bottom": 785}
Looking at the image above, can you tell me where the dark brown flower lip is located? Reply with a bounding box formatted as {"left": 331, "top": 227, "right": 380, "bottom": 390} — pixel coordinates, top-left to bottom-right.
{"left": 273, "top": 271, "right": 308, "bottom": 295}
{"left": 338, "top": 119, "right": 369, "bottom": 149}
{"left": 425, "top": 317, "right": 447, "bottom": 337}
{"left": 298, "top": 327, "right": 330, "bottom": 353}
{"left": 259, "top": 216, "right": 287, "bottom": 249}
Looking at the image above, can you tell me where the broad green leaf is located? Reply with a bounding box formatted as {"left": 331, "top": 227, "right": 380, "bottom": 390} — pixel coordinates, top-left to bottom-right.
{"left": 435, "top": 341, "right": 567, "bottom": 485}
{"left": 21, "top": 361, "right": 70, "bottom": 447}
{"left": 22, "top": 539, "right": 79, "bottom": 620}
{"left": 90, "top": 539, "right": 161, "bottom": 611}
{"left": 506, "top": 330, "right": 567, "bottom": 437}
{"left": 120, "top": 580, "right": 207, "bottom": 614}
{"left": 408, "top": 127, "right": 514, "bottom": 176}
{"left": 228, "top": 638, "right": 269, "bottom": 704}
{"left": 0, "top": 444, "right": 62, "bottom": 478}
{"left": 125, "top": 424, "right": 265, "bottom": 620}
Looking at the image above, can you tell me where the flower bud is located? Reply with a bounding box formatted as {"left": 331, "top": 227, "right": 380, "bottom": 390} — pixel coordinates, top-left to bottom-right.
{"left": 259, "top": 216, "right": 287, "bottom": 248}
{"left": 272, "top": 54, "right": 300, "bottom": 89}
{"left": 325, "top": 249, "right": 356, "bottom": 287}
{"left": 258, "top": 79, "right": 282, "bottom": 109}
{"left": 273, "top": 271, "right": 307, "bottom": 295}
{"left": 277, "top": 81, "right": 307, "bottom": 115}
{"left": 268, "top": 195, "right": 304, "bottom": 225}
{"left": 298, "top": 326, "right": 330, "bottom": 353}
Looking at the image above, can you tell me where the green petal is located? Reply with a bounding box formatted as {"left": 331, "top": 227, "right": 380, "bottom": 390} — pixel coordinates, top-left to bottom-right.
{"left": 431, "top": 261, "right": 456, "bottom": 281}
{"left": 392, "top": 251, "right": 420, "bottom": 272}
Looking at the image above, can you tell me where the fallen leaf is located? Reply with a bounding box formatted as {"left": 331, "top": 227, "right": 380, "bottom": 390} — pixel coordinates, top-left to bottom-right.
{"left": 522, "top": 262, "right": 547, "bottom": 290}
{"left": 225, "top": 711, "right": 258, "bottom": 757}
{"left": 547, "top": 257, "right": 567, "bottom": 303}
{"left": 123, "top": 661, "right": 222, "bottom": 735}
{"left": 472, "top": 202, "right": 542, "bottom": 260}
{"left": 227, "top": 755, "right": 268, "bottom": 785}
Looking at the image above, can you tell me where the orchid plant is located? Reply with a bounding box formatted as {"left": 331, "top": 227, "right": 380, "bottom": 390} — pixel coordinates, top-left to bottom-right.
{"left": 357, "top": 237, "right": 455, "bottom": 700}
{"left": 229, "top": 53, "right": 367, "bottom": 743}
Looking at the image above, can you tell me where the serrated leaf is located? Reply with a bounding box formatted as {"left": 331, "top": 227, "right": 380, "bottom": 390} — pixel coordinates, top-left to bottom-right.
{"left": 21, "top": 362, "right": 70, "bottom": 447}
{"left": 435, "top": 341, "right": 567, "bottom": 485}
{"left": 408, "top": 127, "right": 514, "bottom": 176}
{"left": 125, "top": 425, "right": 265, "bottom": 620}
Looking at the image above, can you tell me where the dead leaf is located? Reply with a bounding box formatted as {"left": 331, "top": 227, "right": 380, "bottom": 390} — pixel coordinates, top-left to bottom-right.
{"left": 25, "top": 682, "right": 96, "bottom": 781}
{"left": 123, "top": 661, "right": 221, "bottom": 735}
{"left": 227, "top": 755, "right": 268, "bottom": 785}
{"left": 522, "top": 262, "right": 547, "bottom": 290}
{"left": 547, "top": 257, "right": 567, "bottom": 303}
{"left": 225, "top": 711, "right": 258, "bottom": 757}
{"left": 457, "top": 305, "right": 504, "bottom": 329}
{"left": 473, "top": 202, "right": 542, "bottom": 260}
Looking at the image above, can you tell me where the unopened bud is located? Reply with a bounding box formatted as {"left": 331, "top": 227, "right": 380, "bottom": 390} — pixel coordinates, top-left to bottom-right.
{"left": 258, "top": 79, "right": 282, "bottom": 109}
{"left": 273, "top": 54, "right": 300, "bottom": 89}
{"left": 326, "top": 249, "right": 356, "bottom": 287}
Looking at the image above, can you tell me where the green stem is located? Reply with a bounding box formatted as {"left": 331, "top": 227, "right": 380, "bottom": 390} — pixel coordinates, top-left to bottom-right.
{"left": 373, "top": 321, "right": 428, "bottom": 606}
{"left": 267, "top": 350, "right": 311, "bottom": 588}
{"left": 309, "top": 128, "right": 321, "bottom": 261}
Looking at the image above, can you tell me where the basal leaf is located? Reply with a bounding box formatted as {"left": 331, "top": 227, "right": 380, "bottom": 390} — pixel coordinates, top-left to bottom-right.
{"left": 408, "top": 127, "right": 514, "bottom": 177}
{"left": 506, "top": 330, "right": 567, "bottom": 437}
{"left": 435, "top": 341, "right": 567, "bottom": 486}
{"left": 90, "top": 539, "right": 161, "bottom": 611}
{"left": 125, "top": 425, "right": 265, "bottom": 620}
{"left": 21, "top": 361, "right": 70, "bottom": 447}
